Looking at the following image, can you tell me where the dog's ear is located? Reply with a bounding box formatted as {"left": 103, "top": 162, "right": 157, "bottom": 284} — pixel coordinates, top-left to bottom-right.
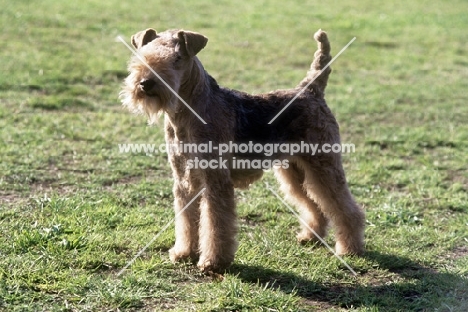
{"left": 131, "top": 28, "right": 158, "bottom": 49}
{"left": 176, "top": 30, "right": 208, "bottom": 57}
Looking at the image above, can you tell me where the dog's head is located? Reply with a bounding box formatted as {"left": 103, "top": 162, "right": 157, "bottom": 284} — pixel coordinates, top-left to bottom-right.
{"left": 119, "top": 28, "right": 208, "bottom": 123}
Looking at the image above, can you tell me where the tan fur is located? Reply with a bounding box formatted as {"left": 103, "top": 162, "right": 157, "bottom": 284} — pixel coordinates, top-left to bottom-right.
{"left": 120, "top": 28, "right": 365, "bottom": 273}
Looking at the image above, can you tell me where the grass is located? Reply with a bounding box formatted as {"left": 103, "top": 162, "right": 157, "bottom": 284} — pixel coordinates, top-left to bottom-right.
{"left": 1, "top": 0, "right": 468, "bottom": 310}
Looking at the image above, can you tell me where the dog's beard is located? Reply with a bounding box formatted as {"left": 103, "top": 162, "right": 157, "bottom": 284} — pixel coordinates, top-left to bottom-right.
{"left": 120, "top": 75, "right": 177, "bottom": 124}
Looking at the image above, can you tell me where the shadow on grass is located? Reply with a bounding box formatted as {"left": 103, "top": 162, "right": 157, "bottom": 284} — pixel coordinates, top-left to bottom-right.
{"left": 229, "top": 251, "right": 467, "bottom": 310}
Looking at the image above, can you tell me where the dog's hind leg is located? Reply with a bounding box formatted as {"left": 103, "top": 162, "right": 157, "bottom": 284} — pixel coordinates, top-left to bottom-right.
{"left": 296, "top": 155, "right": 365, "bottom": 255}
{"left": 275, "top": 162, "right": 329, "bottom": 243}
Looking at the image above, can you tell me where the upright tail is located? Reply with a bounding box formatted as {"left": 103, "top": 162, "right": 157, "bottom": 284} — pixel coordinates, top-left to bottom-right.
{"left": 299, "top": 29, "right": 332, "bottom": 95}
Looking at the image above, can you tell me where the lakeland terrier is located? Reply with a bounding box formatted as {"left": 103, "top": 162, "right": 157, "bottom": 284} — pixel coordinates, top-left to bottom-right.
{"left": 120, "top": 28, "right": 365, "bottom": 273}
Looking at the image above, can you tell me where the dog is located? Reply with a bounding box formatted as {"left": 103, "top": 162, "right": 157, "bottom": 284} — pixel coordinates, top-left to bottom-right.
{"left": 120, "top": 28, "right": 365, "bottom": 273}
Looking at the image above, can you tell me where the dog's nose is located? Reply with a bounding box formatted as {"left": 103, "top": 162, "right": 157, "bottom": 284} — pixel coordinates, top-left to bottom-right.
{"left": 139, "top": 79, "right": 156, "bottom": 92}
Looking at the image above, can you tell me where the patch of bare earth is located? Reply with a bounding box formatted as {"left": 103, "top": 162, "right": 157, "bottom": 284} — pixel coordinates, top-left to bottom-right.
{"left": 0, "top": 173, "right": 156, "bottom": 208}
{"left": 449, "top": 246, "right": 468, "bottom": 260}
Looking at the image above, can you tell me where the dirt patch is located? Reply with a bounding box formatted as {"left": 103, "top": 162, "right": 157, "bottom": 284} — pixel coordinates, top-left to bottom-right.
{"left": 301, "top": 297, "right": 335, "bottom": 310}
{"left": 445, "top": 169, "right": 468, "bottom": 188}
{"left": 450, "top": 246, "right": 468, "bottom": 260}
{"left": 0, "top": 174, "right": 149, "bottom": 208}
{"left": 0, "top": 192, "right": 30, "bottom": 207}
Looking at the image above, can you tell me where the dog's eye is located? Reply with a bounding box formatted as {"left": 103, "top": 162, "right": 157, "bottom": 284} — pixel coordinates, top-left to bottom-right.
{"left": 173, "top": 55, "right": 183, "bottom": 68}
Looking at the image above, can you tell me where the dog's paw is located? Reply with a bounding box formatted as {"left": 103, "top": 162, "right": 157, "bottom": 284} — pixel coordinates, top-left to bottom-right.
{"left": 169, "top": 247, "right": 198, "bottom": 263}
{"left": 297, "top": 232, "right": 317, "bottom": 244}
{"left": 335, "top": 240, "right": 365, "bottom": 256}
{"left": 297, "top": 228, "right": 327, "bottom": 245}
{"left": 197, "top": 257, "right": 231, "bottom": 274}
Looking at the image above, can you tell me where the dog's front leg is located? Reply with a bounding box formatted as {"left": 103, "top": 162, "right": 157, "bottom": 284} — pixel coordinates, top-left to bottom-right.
{"left": 197, "top": 169, "right": 238, "bottom": 273}
{"left": 168, "top": 156, "right": 202, "bottom": 263}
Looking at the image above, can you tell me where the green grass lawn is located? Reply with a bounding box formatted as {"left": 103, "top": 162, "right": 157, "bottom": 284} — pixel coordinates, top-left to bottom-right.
{"left": 1, "top": 0, "right": 468, "bottom": 310}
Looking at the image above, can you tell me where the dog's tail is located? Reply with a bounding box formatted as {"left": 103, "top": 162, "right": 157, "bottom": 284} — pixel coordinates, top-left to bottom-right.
{"left": 299, "top": 29, "right": 332, "bottom": 95}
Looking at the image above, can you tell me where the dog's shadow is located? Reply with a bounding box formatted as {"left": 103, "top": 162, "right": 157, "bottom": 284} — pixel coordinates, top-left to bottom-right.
{"left": 228, "top": 250, "right": 467, "bottom": 310}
